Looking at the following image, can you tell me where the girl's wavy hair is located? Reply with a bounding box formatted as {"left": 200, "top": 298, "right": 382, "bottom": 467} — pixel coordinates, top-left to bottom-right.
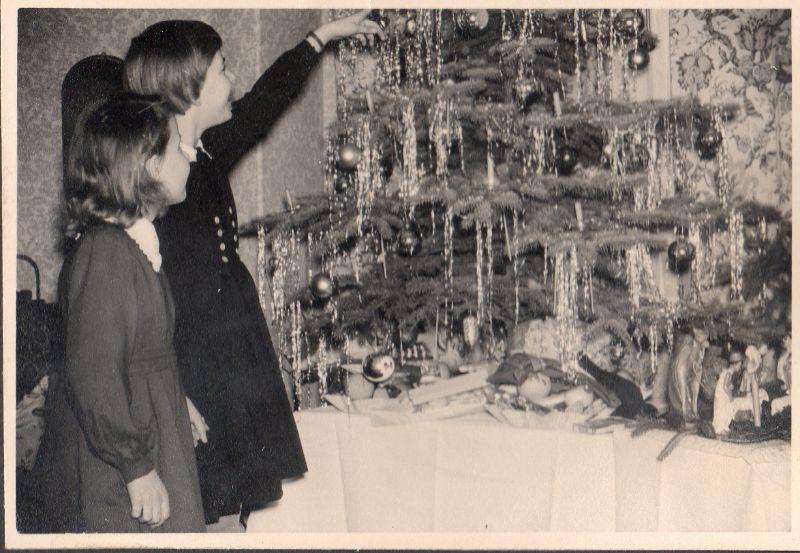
{"left": 124, "top": 20, "right": 222, "bottom": 113}
{"left": 63, "top": 92, "right": 172, "bottom": 240}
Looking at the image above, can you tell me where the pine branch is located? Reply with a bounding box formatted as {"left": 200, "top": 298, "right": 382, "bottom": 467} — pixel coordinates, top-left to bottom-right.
{"left": 657, "top": 430, "right": 695, "bottom": 462}
{"left": 513, "top": 173, "right": 642, "bottom": 201}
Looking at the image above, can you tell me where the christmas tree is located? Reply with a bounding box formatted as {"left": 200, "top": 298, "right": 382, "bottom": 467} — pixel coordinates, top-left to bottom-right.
{"left": 241, "top": 9, "right": 790, "bottom": 433}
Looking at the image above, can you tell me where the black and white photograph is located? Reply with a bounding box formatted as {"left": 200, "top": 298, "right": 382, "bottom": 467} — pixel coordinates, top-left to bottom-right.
{"left": 3, "top": 3, "right": 795, "bottom": 549}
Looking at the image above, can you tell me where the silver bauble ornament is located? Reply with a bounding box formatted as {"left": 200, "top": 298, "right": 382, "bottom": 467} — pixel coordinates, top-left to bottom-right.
{"left": 310, "top": 272, "right": 335, "bottom": 300}
{"left": 455, "top": 10, "right": 489, "bottom": 37}
{"left": 667, "top": 239, "right": 696, "bottom": 275}
{"left": 627, "top": 47, "right": 650, "bottom": 71}
{"left": 555, "top": 146, "right": 579, "bottom": 175}
{"left": 695, "top": 126, "right": 722, "bottom": 159}
{"left": 333, "top": 175, "right": 348, "bottom": 194}
{"left": 363, "top": 352, "right": 396, "bottom": 383}
{"left": 397, "top": 224, "right": 422, "bottom": 257}
{"left": 614, "top": 9, "right": 646, "bottom": 37}
{"left": 404, "top": 17, "right": 417, "bottom": 37}
{"left": 336, "top": 143, "right": 362, "bottom": 171}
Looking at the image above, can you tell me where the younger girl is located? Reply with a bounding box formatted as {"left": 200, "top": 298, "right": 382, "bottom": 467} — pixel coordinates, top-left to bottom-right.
{"left": 35, "top": 93, "right": 205, "bottom": 532}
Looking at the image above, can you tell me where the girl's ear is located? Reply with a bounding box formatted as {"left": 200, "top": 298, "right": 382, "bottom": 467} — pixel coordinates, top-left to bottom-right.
{"left": 145, "top": 154, "right": 162, "bottom": 180}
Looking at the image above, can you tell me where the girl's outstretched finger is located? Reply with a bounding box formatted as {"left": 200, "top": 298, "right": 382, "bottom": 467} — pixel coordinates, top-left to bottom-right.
{"left": 362, "top": 20, "right": 385, "bottom": 40}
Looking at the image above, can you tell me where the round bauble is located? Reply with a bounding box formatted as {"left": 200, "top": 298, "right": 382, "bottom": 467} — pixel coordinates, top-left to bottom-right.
{"left": 614, "top": 9, "right": 646, "bottom": 37}
{"left": 397, "top": 224, "right": 422, "bottom": 257}
{"left": 556, "top": 146, "right": 579, "bottom": 176}
{"left": 455, "top": 9, "right": 490, "bottom": 37}
{"left": 346, "top": 372, "right": 375, "bottom": 400}
{"left": 694, "top": 125, "right": 722, "bottom": 153}
{"left": 667, "top": 239, "right": 696, "bottom": 274}
{"left": 333, "top": 175, "right": 349, "bottom": 194}
{"left": 627, "top": 47, "right": 650, "bottom": 71}
{"left": 519, "top": 371, "right": 552, "bottom": 402}
{"left": 309, "top": 272, "right": 335, "bottom": 300}
{"left": 404, "top": 17, "right": 418, "bottom": 37}
{"left": 336, "top": 143, "right": 362, "bottom": 171}
{"left": 363, "top": 352, "right": 396, "bottom": 383}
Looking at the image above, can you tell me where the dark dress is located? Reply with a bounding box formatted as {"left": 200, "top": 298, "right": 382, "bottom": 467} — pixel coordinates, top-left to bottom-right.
{"left": 154, "top": 40, "right": 319, "bottom": 523}
{"left": 34, "top": 224, "right": 206, "bottom": 533}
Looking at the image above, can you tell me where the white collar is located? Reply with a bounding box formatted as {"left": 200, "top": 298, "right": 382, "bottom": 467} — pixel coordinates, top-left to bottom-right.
{"left": 179, "top": 139, "right": 212, "bottom": 162}
{"left": 125, "top": 218, "right": 162, "bottom": 273}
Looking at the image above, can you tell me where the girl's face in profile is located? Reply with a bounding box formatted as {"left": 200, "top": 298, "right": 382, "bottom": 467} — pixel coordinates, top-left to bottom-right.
{"left": 197, "top": 50, "right": 234, "bottom": 129}
{"left": 157, "top": 117, "right": 190, "bottom": 205}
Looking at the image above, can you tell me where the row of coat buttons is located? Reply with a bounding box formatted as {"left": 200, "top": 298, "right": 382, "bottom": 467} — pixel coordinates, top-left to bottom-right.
{"left": 216, "top": 229, "right": 239, "bottom": 242}
{"left": 215, "top": 207, "right": 239, "bottom": 263}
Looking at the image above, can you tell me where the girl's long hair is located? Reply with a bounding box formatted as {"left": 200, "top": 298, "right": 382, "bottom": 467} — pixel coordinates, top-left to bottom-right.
{"left": 63, "top": 92, "right": 171, "bottom": 241}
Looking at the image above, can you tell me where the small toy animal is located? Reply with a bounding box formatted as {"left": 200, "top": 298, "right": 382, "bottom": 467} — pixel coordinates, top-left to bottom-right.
{"left": 667, "top": 328, "right": 709, "bottom": 420}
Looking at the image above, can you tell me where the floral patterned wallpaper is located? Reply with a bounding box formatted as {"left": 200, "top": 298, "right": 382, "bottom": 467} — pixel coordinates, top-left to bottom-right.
{"left": 16, "top": 9, "right": 324, "bottom": 301}
{"left": 670, "top": 10, "right": 791, "bottom": 210}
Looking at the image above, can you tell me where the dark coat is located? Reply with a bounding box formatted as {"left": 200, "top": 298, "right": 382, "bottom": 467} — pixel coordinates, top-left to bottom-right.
{"left": 154, "top": 40, "right": 319, "bottom": 523}
{"left": 34, "top": 225, "right": 206, "bottom": 533}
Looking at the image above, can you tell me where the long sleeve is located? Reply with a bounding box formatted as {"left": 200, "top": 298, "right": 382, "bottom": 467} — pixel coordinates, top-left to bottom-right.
{"left": 62, "top": 229, "right": 154, "bottom": 483}
{"left": 202, "top": 39, "right": 321, "bottom": 173}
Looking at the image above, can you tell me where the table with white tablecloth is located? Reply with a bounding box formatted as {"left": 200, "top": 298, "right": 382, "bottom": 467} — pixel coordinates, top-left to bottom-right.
{"left": 247, "top": 409, "right": 790, "bottom": 532}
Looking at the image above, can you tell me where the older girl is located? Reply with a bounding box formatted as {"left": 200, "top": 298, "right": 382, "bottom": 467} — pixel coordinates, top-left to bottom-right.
{"left": 123, "top": 12, "right": 383, "bottom": 526}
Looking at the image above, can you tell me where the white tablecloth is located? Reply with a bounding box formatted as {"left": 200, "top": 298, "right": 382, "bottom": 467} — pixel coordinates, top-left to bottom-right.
{"left": 248, "top": 409, "right": 790, "bottom": 532}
